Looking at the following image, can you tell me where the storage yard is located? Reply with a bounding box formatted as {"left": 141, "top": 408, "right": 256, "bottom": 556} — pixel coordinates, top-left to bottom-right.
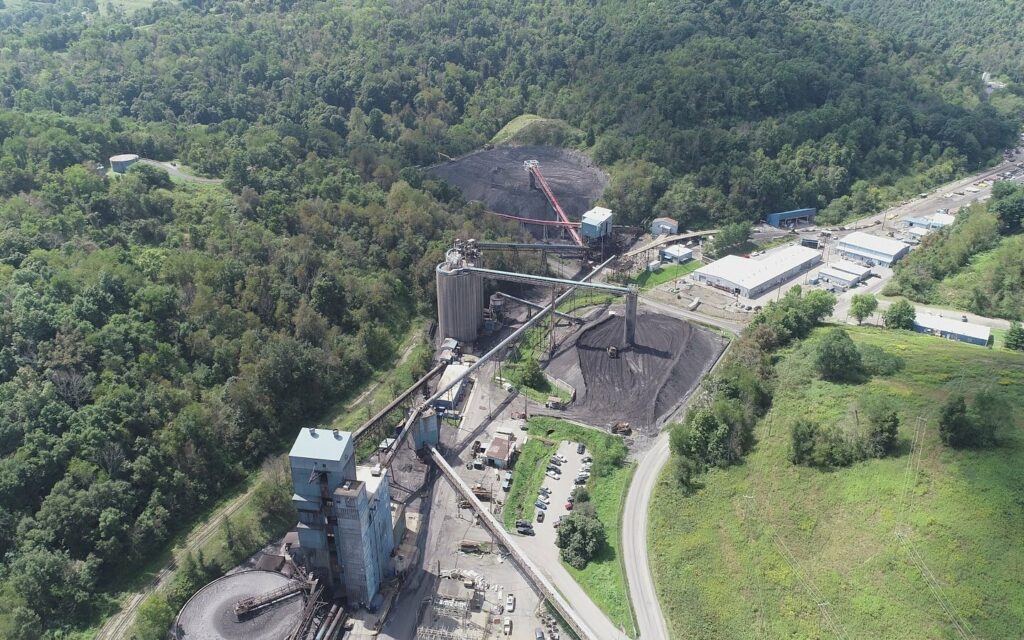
{"left": 547, "top": 310, "right": 726, "bottom": 434}
{"left": 429, "top": 146, "right": 608, "bottom": 222}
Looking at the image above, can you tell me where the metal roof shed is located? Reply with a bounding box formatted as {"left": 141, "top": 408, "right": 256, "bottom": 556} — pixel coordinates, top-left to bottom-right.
{"left": 913, "top": 312, "right": 991, "bottom": 346}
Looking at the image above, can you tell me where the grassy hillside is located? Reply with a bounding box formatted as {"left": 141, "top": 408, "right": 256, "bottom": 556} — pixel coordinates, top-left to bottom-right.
{"left": 650, "top": 326, "right": 1024, "bottom": 638}
{"left": 490, "top": 114, "right": 584, "bottom": 147}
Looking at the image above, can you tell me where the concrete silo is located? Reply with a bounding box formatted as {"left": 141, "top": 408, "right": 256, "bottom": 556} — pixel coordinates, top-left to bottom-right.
{"left": 436, "top": 246, "right": 484, "bottom": 344}
{"left": 109, "top": 153, "right": 140, "bottom": 173}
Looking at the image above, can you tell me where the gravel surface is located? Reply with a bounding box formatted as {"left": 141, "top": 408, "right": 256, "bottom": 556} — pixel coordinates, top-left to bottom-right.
{"left": 547, "top": 310, "right": 725, "bottom": 435}
{"left": 429, "top": 145, "right": 608, "bottom": 221}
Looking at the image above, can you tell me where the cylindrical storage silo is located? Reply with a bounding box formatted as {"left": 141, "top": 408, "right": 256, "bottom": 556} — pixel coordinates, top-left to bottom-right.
{"left": 436, "top": 262, "right": 483, "bottom": 343}
{"left": 109, "top": 153, "right": 140, "bottom": 173}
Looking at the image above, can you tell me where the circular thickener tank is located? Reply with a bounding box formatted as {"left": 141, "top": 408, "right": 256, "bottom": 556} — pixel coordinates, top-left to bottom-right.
{"left": 173, "top": 570, "right": 304, "bottom": 640}
{"left": 109, "top": 153, "right": 140, "bottom": 174}
{"left": 436, "top": 263, "right": 483, "bottom": 343}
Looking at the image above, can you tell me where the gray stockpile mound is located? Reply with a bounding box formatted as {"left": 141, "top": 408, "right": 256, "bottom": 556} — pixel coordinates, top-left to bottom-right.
{"left": 428, "top": 146, "right": 608, "bottom": 220}
{"left": 174, "top": 570, "right": 303, "bottom": 640}
{"left": 549, "top": 312, "right": 724, "bottom": 434}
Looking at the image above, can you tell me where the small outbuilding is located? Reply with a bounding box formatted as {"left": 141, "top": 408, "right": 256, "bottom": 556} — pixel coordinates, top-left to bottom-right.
{"left": 913, "top": 312, "right": 991, "bottom": 346}
{"left": 830, "top": 259, "right": 872, "bottom": 283}
{"left": 484, "top": 434, "right": 513, "bottom": 469}
{"left": 650, "top": 217, "right": 678, "bottom": 236}
{"left": 765, "top": 207, "right": 816, "bottom": 228}
{"left": 659, "top": 245, "right": 693, "bottom": 263}
{"left": 581, "top": 207, "right": 614, "bottom": 240}
{"left": 817, "top": 267, "right": 859, "bottom": 289}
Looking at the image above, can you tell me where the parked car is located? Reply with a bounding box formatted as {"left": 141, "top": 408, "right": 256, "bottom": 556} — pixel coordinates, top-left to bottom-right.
{"left": 549, "top": 457, "right": 562, "bottom": 466}
{"left": 565, "top": 501, "right": 573, "bottom": 510}
{"left": 538, "top": 486, "right": 550, "bottom": 496}
{"left": 546, "top": 464, "right": 561, "bottom": 473}
{"left": 534, "top": 500, "right": 547, "bottom": 510}
{"left": 516, "top": 525, "right": 535, "bottom": 536}
{"left": 545, "top": 470, "right": 560, "bottom": 480}
{"left": 537, "top": 509, "right": 545, "bottom": 522}
{"left": 537, "top": 494, "right": 550, "bottom": 504}
{"left": 504, "top": 617, "right": 513, "bottom": 635}
{"left": 574, "top": 477, "right": 587, "bottom": 485}
{"left": 506, "top": 593, "right": 516, "bottom": 612}
{"left": 577, "top": 443, "right": 586, "bottom": 454}
{"left": 535, "top": 628, "right": 546, "bottom": 640}
{"left": 581, "top": 455, "right": 593, "bottom": 463}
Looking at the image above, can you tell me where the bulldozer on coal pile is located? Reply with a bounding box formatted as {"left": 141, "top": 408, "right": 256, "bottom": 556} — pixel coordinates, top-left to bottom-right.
{"left": 611, "top": 421, "right": 632, "bottom": 436}
{"left": 607, "top": 346, "right": 619, "bottom": 359}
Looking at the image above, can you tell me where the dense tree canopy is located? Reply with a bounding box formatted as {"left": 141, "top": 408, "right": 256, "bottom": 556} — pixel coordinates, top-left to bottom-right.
{"left": 0, "top": 0, "right": 1018, "bottom": 637}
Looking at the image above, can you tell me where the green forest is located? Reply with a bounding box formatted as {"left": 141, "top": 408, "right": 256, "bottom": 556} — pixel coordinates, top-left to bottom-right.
{"left": 822, "top": 0, "right": 1024, "bottom": 82}
{"left": 0, "top": 0, "right": 1019, "bottom": 637}
{"left": 885, "top": 182, "right": 1024, "bottom": 319}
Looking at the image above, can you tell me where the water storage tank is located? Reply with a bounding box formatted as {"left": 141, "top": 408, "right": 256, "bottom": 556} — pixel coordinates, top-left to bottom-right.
{"left": 109, "top": 153, "right": 140, "bottom": 173}
{"left": 436, "top": 261, "right": 483, "bottom": 343}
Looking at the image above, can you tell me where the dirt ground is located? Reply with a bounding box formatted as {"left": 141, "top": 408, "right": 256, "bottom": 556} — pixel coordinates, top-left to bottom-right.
{"left": 429, "top": 145, "right": 608, "bottom": 221}
{"left": 546, "top": 310, "right": 725, "bottom": 436}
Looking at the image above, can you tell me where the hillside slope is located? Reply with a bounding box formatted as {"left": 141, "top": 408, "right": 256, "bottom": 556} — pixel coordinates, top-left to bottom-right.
{"left": 822, "top": 0, "right": 1024, "bottom": 81}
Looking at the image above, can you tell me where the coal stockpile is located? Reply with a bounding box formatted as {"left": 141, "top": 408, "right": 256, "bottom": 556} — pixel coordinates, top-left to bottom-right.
{"left": 548, "top": 312, "right": 725, "bottom": 434}
{"left": 429, "top": 146, "right": 608, "bottom": 221}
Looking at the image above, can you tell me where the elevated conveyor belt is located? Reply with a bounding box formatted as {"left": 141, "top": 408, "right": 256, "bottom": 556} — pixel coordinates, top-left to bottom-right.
{"left": 428, "top": 446, "right": 599, "bottom": 640}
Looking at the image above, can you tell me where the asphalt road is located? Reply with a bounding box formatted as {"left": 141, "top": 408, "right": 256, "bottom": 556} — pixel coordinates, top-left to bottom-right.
{"left": 620, "top": 432, "right": 671, "bottom": 640}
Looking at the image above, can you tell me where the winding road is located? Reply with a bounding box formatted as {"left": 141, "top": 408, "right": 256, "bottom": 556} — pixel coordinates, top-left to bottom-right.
{"left": 622, "top": 432, "right": 672, "bottom": 640}
{"left": 138, "top": 158, "right": 223, "bottom": 184}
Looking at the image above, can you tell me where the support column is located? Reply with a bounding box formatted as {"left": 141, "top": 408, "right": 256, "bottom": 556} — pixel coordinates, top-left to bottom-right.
{"left": 624, "top": 286, "right": 638, "bottom": 345}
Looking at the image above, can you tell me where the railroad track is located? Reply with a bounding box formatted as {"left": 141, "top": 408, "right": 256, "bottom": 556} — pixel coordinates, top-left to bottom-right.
{"left": 94, "top": 485, "right": 258, "bottom": 640}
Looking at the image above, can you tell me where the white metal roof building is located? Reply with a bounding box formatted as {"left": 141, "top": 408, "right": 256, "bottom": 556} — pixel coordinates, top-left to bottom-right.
{"left": 651, "top": 217, "right": 678, "bottom": 236}
{"left": 691, "top": 245, "right": 821, "bottom": 298}
{"left": 818, "top": 267, "right": 859, "bottom": 288}
{"left": 435, "top": 363, "right": 471, "bottom": 409}
{"left": 830, "top": 260, "right": 872, "bottom": 281}
{"left": 659, "top": 244, "right": 693, "bottom": 263}
{"left": 913, "top": 312, "right": 991, "bottom": 346}
{"left": 581, "top": 206, "right": 614, "bottom": 239}
{"left": 837, "top": 232, "right": 910, "bottom": 267}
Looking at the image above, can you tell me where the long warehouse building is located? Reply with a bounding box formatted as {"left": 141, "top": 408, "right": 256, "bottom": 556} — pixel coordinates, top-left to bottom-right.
{"left": 837, "top": 231, "right": 909, "bottom": 267}
{"left": 692, "top": 244, "right": 821, "bottom": 298}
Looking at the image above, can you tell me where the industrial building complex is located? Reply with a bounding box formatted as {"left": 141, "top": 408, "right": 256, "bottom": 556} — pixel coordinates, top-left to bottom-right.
{"left": 691, "top": 244, "right": 822, "bottom": 298}
{"left": 837, "top": 231, "right": 910, "bottom": 267}
{"left": 289, "top": 428, "right": 396, "bottom": 607}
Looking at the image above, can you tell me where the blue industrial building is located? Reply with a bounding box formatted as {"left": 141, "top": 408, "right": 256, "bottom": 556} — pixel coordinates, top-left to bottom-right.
{"left": 289, "top": 428, "right": 395, "bottom": 608}
{"left": 765, "top": 207, "right": 816, "bottom": 228}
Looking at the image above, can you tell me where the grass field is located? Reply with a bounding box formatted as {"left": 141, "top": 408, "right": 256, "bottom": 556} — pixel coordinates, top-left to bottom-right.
{"left": 629, "top": 261, "right": 701, "bottom": 291}
{"left": 490, "top": 114, "right": 584, "bottom": 147}
{"left": 649, "top": 325, "right": 1024, "bottom": 638}
{"left": 503, "top": 418, "right": 637, "bottom": 636}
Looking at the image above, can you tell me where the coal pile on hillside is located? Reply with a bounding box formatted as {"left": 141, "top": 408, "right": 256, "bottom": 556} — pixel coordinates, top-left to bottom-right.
{"left": 429, "top": 146, "right": 608, "bottom": 221}
{"left": 547, "top": 311, "right": 725, "bottom": 434}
